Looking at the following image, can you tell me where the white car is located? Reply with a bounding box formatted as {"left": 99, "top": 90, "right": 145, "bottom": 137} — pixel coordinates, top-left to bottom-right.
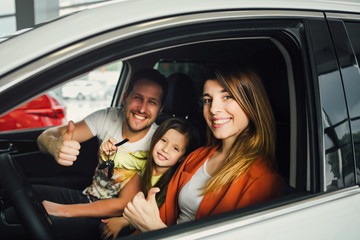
{"left": 61, "top": 80, "right": 103, "bottom": 100}
{"left": 0, "top": 0, "right": 360, "bottom": 239}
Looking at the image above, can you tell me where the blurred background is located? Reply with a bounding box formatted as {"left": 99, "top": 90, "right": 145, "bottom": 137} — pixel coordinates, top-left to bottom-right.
{"left": 0, "top": 0, "right": 114, "bottom": 38}
{"left": 0, "top": 0, "right": 121, "bottom": 131}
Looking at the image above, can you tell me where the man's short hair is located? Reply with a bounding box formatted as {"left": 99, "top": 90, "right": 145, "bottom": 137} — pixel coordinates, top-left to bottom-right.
{"left": 126, "top": 69, "right": 168, "bottom": 107}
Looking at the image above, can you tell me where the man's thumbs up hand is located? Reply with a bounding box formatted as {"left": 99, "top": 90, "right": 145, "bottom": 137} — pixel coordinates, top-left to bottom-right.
{"left": 63, "top": 120, "right": 75, "bottom": 140}
{"left": 55, "top": 121, "right": 80, "bottom": 166}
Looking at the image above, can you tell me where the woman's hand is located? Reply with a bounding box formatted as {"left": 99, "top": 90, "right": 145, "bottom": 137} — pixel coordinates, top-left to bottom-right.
{"left": 42, "top": 200, "right": 69, "bottom": 217}
{"left": 101, "top": 217, "right": 129, "bottom": 240}
{"left": 123, "top": 188, "right": 167, "bottom": 232}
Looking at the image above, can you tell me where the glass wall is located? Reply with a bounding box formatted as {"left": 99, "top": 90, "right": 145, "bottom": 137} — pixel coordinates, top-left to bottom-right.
{"left": 0, "top": 0, "right": 16, "bottom": 37}
{"left": 0, "top": 0, "right": 111, "bottom": 37}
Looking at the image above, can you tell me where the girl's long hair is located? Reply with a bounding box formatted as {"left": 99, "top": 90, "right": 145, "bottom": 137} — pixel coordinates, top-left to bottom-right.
{"left": 141, "top": 117, "right": 200, "bottom": 204}
{"left": 203, "top": 65, "right": 276, "bottom": 195}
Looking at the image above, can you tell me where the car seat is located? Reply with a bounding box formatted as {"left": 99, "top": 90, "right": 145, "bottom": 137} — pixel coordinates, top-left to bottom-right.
{"left": 156, "top": 72, "right": 206, "bottom": 145}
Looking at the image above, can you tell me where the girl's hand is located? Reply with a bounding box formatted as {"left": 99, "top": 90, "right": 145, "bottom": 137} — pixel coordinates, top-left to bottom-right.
{"left": 123, "top": 188, "right": 167, "bottom": 232}
{"left": 101, "top": 217, "right": 129, "bottom": 240}
{"left": 100, "top": 137, "right": 117, "bottom": 157}
{"left": 42, "top": 200, "right": 69, "bottom": 217}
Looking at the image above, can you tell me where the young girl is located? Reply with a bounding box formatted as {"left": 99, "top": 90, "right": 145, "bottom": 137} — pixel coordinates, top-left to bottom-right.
{"left": 101, "top": 117, "right": 200, "bottom": 239}
{"left": 123, "top": 66, "right": 285, "bottom": 233}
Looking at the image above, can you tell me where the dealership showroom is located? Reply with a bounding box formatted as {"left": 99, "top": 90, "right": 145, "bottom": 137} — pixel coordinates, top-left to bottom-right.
{"left": 1, "top": 0, "right": 110, "bottom": 39}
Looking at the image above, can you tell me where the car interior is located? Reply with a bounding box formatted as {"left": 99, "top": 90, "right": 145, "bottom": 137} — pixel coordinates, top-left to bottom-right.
{"left": 121, "top": 37, "right": 305, "bottom": 239}
{"left": 131, "top": 38, "right": 297, "bottom": 190}
{"left": 0, "top": 25, "right": 307, "bottom": 239}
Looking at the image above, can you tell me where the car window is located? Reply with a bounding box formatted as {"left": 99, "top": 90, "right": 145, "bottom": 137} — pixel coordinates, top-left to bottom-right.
{"left": 0, "top": 61, "right": 122, "bottom": 131}
{"left": 307, "top": 19, "right": 355, "bottom": 191}
{"left": 340, "top": 21, "right": 360, "bottom": 184}
{"left": 58, "top": 61, "right": 122, "bottom": 122}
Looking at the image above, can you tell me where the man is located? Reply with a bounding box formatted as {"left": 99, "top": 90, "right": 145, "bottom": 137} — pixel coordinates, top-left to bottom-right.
{"left": 36, "top": 69, "right": 167, "bottom": 218}
{"left": 32, "top": 69, "right": 167, "bottom": 238}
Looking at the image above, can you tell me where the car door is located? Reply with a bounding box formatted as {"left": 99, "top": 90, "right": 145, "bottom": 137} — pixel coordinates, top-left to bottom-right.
{"left": 1, "top": 5, "right": 360, "bottom": 240}
{"left": 117, "top": 10, "right": 360, "bottom": 240}
{"left": 0, "top": 62, "right": 123, "bottom": 191}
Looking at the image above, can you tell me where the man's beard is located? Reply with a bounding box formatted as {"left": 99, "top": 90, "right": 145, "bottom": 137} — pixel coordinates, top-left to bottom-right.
{"left": 124, "top": 112, "right": 152, "bottom": 133}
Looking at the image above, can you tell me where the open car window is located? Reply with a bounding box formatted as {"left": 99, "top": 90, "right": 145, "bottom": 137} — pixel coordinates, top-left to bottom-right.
{"left": 118, "top": 23, "right": 301, "bottom": 238}
{"left": 0, "top": 61, "right": 122, "bottom": 132}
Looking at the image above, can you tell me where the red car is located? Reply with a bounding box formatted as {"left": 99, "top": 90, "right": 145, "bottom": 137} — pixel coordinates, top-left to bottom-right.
{"left": 0, "top": 93, "right": 66, "bottom": 131}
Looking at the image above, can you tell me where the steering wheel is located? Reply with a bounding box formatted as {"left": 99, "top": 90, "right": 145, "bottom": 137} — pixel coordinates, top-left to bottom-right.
{"left": 0, "top": 153, "right": 57, "bottom": 240}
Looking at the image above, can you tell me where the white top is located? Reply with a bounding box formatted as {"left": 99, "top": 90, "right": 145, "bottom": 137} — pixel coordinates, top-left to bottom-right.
{"left": 177, "top": 159, "right": 211, "bottom": 224}
{"left": 84, "top": 107, "right": 157, "bottom": 151}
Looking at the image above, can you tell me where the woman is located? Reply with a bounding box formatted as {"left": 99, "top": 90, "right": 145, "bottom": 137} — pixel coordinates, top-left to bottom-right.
{"left": 123, "top": 65, "right": 285, "bottom": 232}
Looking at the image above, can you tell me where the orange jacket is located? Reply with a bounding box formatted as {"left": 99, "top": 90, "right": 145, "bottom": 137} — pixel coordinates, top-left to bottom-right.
{"left": 159, "top": 146, "right": 285, "bottom": 226}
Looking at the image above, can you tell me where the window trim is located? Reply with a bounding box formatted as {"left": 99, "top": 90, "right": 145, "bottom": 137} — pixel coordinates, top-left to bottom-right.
{"left": 123, "top": 186, "right": 360, "bottom": 240}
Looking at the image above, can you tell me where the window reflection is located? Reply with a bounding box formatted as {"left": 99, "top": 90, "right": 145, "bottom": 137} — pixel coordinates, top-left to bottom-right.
{"left": 343, "top": 22, "right": 360, "bottom": 184}
{"left": 319, "top": 71, "right": 354, "bottom": 190}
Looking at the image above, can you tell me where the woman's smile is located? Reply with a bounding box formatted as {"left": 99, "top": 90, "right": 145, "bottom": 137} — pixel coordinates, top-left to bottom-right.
{"left": 211, "top": 117, "right": 232, "bottom": 128}
{"left": 203, "top": 79, "right": 249, "bottom": 143}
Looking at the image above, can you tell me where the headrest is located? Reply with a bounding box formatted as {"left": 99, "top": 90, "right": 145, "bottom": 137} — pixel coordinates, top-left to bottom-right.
{"left": 162, "top": 73, "right": 198, "bottom": 118}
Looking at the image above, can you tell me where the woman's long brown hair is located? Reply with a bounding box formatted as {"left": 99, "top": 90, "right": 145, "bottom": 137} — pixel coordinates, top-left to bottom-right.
{"left": 203, "top": 65, "right": 276, "bottom": 195}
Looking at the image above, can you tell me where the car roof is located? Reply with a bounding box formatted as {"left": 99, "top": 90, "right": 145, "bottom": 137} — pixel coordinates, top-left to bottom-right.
{"left": 0, "top": 0, "right": 359, "bottom": 78}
